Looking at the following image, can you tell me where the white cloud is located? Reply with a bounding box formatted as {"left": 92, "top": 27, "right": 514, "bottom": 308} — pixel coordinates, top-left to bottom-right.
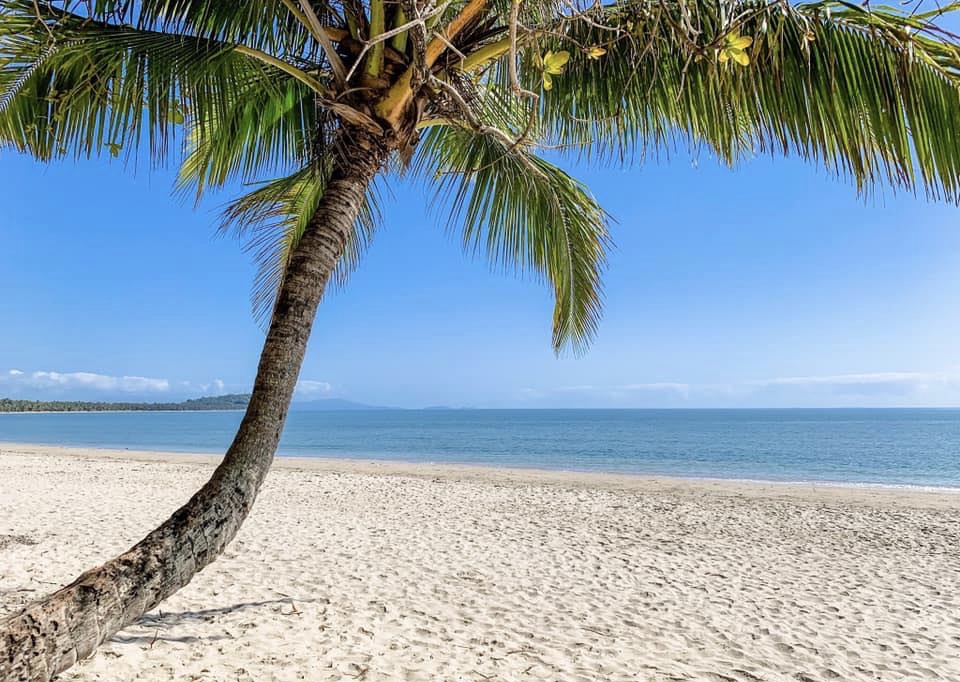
{"left": 4, "top": 369, "right": 170, "bottom": 393}
{"left": 196, "top": 379, "right": 226, "bottom": 394}
{"left": 622, "top": 382, "right": 692, "bottom": 396}
{"left": 519, "top": 382, "right": 695, "bottom": 406}
{"left": 751, "top": 371, "right": 960, "bottom": 397}
{"left": 756, "top": 371, "right": 952, "bottom": 387}
{"left": 521, "top": 370, "right": 960, "bottom": 406}
{"left": 553, "top": 382, "right": 691, "bottom": 394}
{"left": 296, "top": 380, "right": 333, "bottom": 396}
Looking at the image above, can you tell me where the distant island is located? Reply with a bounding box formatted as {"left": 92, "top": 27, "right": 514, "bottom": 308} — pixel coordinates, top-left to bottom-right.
{"left": 0, "top": 394, "right": 252, "bottom": 413}
{"left": 0, "top": 395, "right": 391, "bottom": 413}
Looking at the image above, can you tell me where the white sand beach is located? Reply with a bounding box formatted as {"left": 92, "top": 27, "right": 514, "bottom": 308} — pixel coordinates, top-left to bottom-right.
{"left": 1, "top": 443, "right": 959, "bottom": 681}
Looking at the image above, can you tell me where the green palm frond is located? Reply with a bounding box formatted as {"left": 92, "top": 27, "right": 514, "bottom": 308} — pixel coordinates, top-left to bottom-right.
{"left": 221, "top": 165, "right": 382, "bottom": 326}
{"left": 93, "top": 0, "right": 317, "bottom": 56}
{"left": 414, "top": 124, "right": 610, "bottom": 354}
{"left": 4, "top": 0, "right": 960, "bottom": 357}
{"left": 177, "top": 74, "right": 318, "bottom": 198}
{"left": 0, "top": 0, "right": 280, "bottom": 162}
{"left": 523, "top": 0, "right": 960, "bottom": 199}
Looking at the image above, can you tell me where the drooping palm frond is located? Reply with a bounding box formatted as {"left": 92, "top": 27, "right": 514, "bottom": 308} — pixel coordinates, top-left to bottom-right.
{"left": 414, "top": 123, "right": 610, "bottom": 353}
{"left": 221, "top": 164, "right": 382, "bottom": 326}
{"left": 104, "top": 0, "right": 316, "bottom": 54}
{"left": 515, "top": 0, "right": 960, "bottom": 200}
{"left": 4, "top": 0, "right": 960, "bottom": 357}
{"left": 176, "top": 73, "right": 319, "bottom": 197}
{"left": 0, "top": 0, "right": 287, "bottom": 162}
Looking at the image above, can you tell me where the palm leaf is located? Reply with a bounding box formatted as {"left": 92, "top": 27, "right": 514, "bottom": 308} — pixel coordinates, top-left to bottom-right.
{"left": 221, "top": 165, "right": 382, "bottom": 326}
{"left": 0, "top": 0, "right": 283, "bottom": 163}
{"left": 95, "top": 0, "right": 319, "bottom": 57}
{"left": 523, "top": 0, "right": 960, "bottom": 200}
{"left": 414, "top": 123, "right": 610, "bottom": 353}
{"left": 177, "top": 73, "right": 319, "bottom": 197}
{"left": 6, "top": 0, "right": 960, "bottom": 356}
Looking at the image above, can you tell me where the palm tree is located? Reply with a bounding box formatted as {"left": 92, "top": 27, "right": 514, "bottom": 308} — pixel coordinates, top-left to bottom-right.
{"left": 2, "top": 0, "right": 960, "bottom": 678}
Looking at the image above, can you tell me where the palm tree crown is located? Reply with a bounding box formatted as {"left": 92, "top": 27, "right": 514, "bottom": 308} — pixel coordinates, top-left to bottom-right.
{"left": 4, "top": 0, "right": 960, "bottom": 354}
{"left": 5, "top": 4, "right": 960, "bottom": 680}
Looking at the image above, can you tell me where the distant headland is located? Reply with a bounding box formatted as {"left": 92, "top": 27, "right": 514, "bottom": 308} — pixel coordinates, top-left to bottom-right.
{"left": 0, "top": 394, "right": 253, "bottom": 413}
{"left": 0, "top": 395, "right": 391, "bottom": 413}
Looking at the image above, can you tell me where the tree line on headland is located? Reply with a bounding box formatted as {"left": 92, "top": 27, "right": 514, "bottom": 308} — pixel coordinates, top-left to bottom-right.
{"left": 0, "top": 394, "right": 251, "bottom": 413}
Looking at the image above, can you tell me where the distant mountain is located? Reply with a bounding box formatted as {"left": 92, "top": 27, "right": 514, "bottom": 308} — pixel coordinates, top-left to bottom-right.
{"left": 0, "top": 394, "right": 251, "bottom": 413}
{"left": 293, "top": 398, "right": 389, "bottom": 411}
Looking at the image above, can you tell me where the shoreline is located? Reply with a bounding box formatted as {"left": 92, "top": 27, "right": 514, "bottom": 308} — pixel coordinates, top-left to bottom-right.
{"left": 3, "top": 444, "right": 959, "bottom": 681}
{"left": 3, "top": 440, "right": 960, "bottom": 506}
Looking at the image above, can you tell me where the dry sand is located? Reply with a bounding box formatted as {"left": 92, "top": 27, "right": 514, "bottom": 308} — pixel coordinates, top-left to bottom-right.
{"left": 1, "top": 443, "right": 959, "bottom": 681}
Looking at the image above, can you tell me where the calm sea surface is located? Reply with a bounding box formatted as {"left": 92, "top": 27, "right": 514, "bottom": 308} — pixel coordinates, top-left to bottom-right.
{"left": 2, "top": 408, "right": 959, "bottom": 487}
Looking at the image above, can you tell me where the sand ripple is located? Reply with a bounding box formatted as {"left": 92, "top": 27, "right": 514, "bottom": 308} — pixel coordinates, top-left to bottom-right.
{"left": 1, "top": 447, "right": 959, "bottom": 681}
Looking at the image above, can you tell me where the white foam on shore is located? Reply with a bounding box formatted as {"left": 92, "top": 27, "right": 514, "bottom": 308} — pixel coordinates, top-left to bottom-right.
{"left": 3, "top": 440, "right": 960, "bottom": 494}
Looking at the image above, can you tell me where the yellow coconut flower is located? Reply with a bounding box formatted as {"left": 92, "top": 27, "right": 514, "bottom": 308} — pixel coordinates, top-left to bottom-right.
{"left": 587, "top": 45, "right": 607, "bottom": 60}
{"left": 538, "top": 50, "right": 570, "bottom": 90}
{"left": 719, "top": 31, "right": 753, "bottom": 66}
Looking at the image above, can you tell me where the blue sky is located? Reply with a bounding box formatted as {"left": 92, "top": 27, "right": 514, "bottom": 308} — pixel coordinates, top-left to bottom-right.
{"left": 2, "top": 144, "right": 960, "bottom": 408}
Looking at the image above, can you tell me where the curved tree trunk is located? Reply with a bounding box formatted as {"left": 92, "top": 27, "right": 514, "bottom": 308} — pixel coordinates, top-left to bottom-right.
{"left": 0, "top": 132, "right": 387, "bottom": 682}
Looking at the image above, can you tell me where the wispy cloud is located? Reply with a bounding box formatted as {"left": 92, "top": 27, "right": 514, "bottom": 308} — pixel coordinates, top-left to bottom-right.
{"left": 519, "top": 381, "right": 694, "bottom": 406}
{"left": 549, "top": 382, "right": 692, "bottom": 399}
{"left": 520, "top": 370, "right": 960, "bottom": 406}
{"left": 554, "top": 382, "right": 691, "bottom": 393}
{"left": 201, "top": 379, "right": 226, "bottom": 394}
{"left": 622, "top": 382, "right": 692, "bottom": 397}
{"left": 296, "top": 380, "right": 333, "bottom": 396}
{"left": 1, "top": 368, "right": 341, "bottom": 400}
{"left": 3, "top": 369, "right": 170, "bottom": 393}
{"left": 749, "top": 371, "right": 960, "bottom": 397}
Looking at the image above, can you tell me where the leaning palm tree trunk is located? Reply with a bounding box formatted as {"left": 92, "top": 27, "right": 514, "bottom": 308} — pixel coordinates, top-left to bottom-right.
{"left": 0, "top": 134, "right": 385, "bottom": 682}
{"left": 6, "top": 0, "right": 960, "bottom": 679}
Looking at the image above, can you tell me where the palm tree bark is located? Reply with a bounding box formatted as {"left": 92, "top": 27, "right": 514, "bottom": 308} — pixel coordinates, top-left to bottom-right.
{"left": 0, "top": 131, "right": 388, "bottom": 682}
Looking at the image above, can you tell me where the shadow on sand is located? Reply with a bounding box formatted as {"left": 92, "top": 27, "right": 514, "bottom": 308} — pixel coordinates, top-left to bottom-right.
{"left": 110, "top": 597, "right": 316, "bottom": 645}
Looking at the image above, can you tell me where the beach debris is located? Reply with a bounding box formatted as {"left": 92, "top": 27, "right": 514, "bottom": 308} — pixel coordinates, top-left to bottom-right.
{"left": 0, "top": 534, "right": 38, "bottom": 550}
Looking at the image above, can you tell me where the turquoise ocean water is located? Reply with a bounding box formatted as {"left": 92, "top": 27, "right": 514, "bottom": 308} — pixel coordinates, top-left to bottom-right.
{"left": 2, "top": 408, "right": 959, "bottom": 487}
